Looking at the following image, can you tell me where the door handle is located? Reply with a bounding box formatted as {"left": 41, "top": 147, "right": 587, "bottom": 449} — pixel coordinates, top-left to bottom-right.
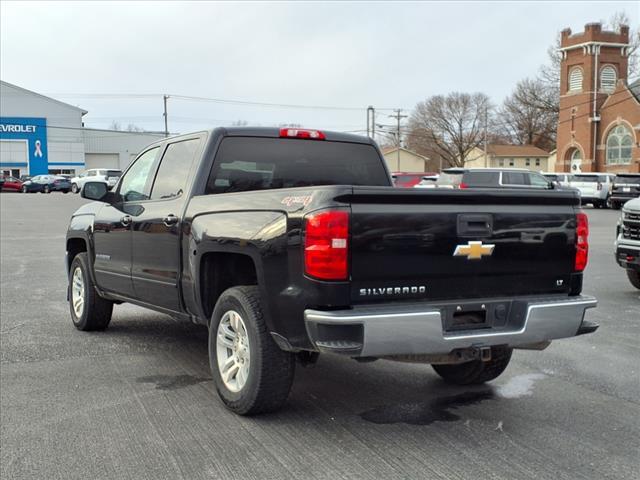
{"left": 163, "top": 214, "right": 178, "bottom": 227}
{"left": 121, "top": 215, "right": 132, "bottom": 227}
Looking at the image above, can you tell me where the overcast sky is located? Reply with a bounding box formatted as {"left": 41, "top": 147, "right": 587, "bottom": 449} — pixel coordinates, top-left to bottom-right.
{"left": 1, "top": 1, "right": 638, "bottom": 136}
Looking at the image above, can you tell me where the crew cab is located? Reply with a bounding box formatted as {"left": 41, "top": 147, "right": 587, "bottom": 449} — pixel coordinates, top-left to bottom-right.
{"left": 615, "top": 197, "right": 640, "bottom": 289}
{"left": 66, "top": 127, "right": 598, "bottom": 415}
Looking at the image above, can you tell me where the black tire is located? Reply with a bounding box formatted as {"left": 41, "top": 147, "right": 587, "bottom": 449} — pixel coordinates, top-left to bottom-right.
{"left": 612, "top": 201, "right": 622, "bottom": 210}
{"left": 71, "top": 183, "right": 79, "bottom": 193}
{"left": 432, "top": 346, "right": 513, "bottom": 385}
{"left": 62, "top": 189, "right": 69, "bottom": 194}
{"left": 593, "top": 202, "right": 601, "bottom": 209}
{"left": 43, "top": 185, "right": 50, "bottom": 194}
{"left": 69, "top": 253, "right": 113, "bottom": 331}
{"left": 21, "top": 185, "right": 28, "bottom": 193}
{"left": 209, "top": 286, "right": 295, "bottom": 415}
{"left": 627, "top": 269, "right": 640, "bottom": 289}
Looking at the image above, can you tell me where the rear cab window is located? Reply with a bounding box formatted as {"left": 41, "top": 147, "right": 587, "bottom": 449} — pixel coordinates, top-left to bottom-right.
{"left": 615, "top": 175, "right": 640, "bottom": 184}
{"left": 571, "top": 175, "right": 598, "bottom": 183}
{"left": 205, "top": 137, "right": 390, "bottom": 194}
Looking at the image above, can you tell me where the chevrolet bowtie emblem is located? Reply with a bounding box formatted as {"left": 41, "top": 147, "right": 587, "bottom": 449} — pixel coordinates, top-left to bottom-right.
{"left": 453, "top": 241, "right": 495, "bottom": 260}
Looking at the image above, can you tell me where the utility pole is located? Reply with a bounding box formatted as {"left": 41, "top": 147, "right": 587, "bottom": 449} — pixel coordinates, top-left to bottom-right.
{"left": 483, "top": 105, "right": 488, "bottom": 168}
{"left": 389, "top": 109, "right": 407, "bottom": 170}
{"left": 163, "top": 95, "right": 169, "bottom": 137}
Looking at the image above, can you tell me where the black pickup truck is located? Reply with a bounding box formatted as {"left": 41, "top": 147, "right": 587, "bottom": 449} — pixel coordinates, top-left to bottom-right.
{"left": 66, "top": 127, "right": 598, "bottom": 415}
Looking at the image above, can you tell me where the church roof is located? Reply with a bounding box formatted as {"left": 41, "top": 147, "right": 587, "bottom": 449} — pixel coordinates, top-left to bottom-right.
{"left": 629, "top": 78, "right": 640, "bottom": 102}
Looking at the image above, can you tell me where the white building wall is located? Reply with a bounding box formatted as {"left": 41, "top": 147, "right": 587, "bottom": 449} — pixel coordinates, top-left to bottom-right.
{"left": 82, "top": 129, "right": 165, "bottom": 170}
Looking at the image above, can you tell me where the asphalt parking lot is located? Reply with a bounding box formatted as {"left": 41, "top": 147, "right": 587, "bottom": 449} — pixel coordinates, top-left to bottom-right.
{"left": 1, "top": 192, "right": 639, "bottom": 480}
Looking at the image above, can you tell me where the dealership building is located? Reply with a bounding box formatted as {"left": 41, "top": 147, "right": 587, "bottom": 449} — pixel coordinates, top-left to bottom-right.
{"left": 0, "top": 80, "right": 165, "bottom": 178}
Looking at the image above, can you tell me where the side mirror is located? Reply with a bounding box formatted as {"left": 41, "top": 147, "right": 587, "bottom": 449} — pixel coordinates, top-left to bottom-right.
{"left": 81, "top": 181, "right": 108, "bottom": 201}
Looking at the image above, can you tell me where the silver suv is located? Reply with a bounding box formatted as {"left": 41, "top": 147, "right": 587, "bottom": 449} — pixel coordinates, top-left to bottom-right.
{"left": 70, "top": 169, "right": 122, "bottom": 194}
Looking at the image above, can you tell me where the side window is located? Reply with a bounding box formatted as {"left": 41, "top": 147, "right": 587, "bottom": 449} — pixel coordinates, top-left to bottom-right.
{"left": 529, "top": 173, "right": 550, "bottom": 188}
{"left": 88, "top": 171, "right": 97, "bottom": 177}
{"left": 503, "top": 172, "right": 527, "bottom": 185}
{"left": 150, "top": 138, "right": 201, "bottom": 200}
{"left": 119, "top": 147, "right": 160, "bottom": 202}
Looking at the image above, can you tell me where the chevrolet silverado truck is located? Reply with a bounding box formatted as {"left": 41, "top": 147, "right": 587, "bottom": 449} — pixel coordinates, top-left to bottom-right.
{"left": 66, "top": 127, "right": 598, "bottom": 415}
{"left": 615, "top": 197, "right": 640, "bottom": 289}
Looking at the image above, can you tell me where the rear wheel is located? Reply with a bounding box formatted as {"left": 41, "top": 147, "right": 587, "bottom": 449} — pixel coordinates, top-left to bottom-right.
{"left": 209, "top": 286, "right": 295, "bottom": 415}
{"left": 612, "top": 201, "right": 621, "bottom": 210}
{"left": 21, "top": 185, "right": 28, "bottom": 193}
{"left": 69, "top": 253, "right": 113, "bottom": 331}
{"left": 43, "top": 185, "right": 50, "bottom": 194}
{"left": 432, "top": 346, "right": 513, "bottom": 385}
{"left": 627, "top": 269, "right": 640, "bottom": 289}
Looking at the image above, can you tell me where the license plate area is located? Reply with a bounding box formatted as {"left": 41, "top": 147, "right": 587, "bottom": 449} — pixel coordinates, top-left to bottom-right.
{"left": 442, "top": 300, "right": 513, "bottom": 332}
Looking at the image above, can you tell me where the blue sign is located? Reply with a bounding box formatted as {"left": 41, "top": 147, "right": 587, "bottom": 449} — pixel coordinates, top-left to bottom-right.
{"left": 0, "top": 117, "right": 48, "bottom": 174}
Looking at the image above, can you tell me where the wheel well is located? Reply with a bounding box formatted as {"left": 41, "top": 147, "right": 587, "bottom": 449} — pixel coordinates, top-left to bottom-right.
{"left": 66, "top": 238, "right": 87, "bottom": 271}
{"left": 200, "top": 253, "right": 258, "bottom": 321}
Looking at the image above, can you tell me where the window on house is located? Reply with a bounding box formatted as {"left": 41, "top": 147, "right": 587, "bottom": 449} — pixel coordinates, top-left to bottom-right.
{"left": 498, "top": 159, "right": 504, "bottom": 167}
{"left": 600, "top": 66, "right": 617, "bottom": 93}
{"left": 535, "top": 158, "right": 541, "bottom": 167}
{"left": 525, "top": 158, "right": 531, "bottom": 166}
{"left": 508, "top": 158, "right": 514, "bottom": 167}
{"left": 606, "top": 125, "right": 633, "bottom": 165}
{"left": 569, "top": 67, "right": 583, "bottom": 92}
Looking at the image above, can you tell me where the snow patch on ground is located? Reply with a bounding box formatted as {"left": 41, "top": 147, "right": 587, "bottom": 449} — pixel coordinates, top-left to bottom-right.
{"left": 497, "top": 373, "right": 546, "bottom": 399}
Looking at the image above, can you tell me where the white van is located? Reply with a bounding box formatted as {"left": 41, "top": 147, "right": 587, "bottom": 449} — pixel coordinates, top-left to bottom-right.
{"left": 570, "top": 173, "right": 616, "bottom": 208}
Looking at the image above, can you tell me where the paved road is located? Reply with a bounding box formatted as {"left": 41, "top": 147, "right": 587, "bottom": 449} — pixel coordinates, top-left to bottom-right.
{"left": 1, "top": 193, "right": 639, "bottom": 480}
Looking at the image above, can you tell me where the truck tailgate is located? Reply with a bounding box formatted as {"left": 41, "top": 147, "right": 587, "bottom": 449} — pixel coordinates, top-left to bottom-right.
{"left": 344, "top": 187, "right": 581, "bottom": 303}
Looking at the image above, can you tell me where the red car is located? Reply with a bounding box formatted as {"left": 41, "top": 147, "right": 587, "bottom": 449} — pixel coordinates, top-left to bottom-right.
{"left": 0, "top": 175, "right": 23, "bottom": 192}
{"left": 391, "top": 172, "right": 436, "bottom": 188}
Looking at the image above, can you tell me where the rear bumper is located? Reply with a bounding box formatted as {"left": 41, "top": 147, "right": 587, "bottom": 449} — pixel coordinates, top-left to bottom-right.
{"left": 304, "top": 295, "right": 597, "bottom": 357}
{"left": 610, "top": 194, "right": 638, "bottom": 203}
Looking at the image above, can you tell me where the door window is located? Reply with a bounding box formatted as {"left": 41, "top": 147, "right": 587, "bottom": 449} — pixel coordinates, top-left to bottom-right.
{"left": 503, "top": 172, "right": 527, "bottom": 185}
{"left": 118, "top": 147, "right": 160, "bottom": 202}
{"left": 529, "top": 173, "right": 550, "bottom": 188}
{"left": 150, "top": 138, "right": 201, "bottom": 200}
{"left": 87, "top": 170, "right": 97, "bottom": 177}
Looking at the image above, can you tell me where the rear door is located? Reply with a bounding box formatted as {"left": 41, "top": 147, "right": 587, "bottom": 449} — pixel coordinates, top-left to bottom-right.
{"left": 348, "top": 188, "right": 579, "bottom": 303}
{"left": 130, "top": 135, "right": 203, "bottom": 311}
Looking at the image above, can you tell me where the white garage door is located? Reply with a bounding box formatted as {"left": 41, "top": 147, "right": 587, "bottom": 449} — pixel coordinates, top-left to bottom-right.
{"left": 1, "top": 140, "right": 29, "bottom": 174}
{"left": 85, "top": 153, "right": 120, "bottom": 170}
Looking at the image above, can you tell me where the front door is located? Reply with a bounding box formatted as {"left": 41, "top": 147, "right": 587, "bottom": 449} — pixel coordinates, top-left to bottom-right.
{"left": 131, "top": 137, "right": 202, "bottom": 312}
{"left": 93, "top": 146, "right": 162, "bottom": 297}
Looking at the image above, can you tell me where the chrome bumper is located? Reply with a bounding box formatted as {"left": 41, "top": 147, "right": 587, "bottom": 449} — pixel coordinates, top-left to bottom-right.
{"left": 304, "top": 295, "right": 597, "bottom": 357}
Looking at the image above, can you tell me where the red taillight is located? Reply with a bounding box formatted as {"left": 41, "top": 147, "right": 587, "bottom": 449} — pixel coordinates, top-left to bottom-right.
{"left": 575, "top": 212, "right": 589, "bottom": 272}
{"left": 304, "top": 210, "right": 349, "bottom": 280}
{"left": 279, "top": 128, "right": 325, "bottom": 140}
{"left": 459, "top": 182, "right": 468, "bottom": 189}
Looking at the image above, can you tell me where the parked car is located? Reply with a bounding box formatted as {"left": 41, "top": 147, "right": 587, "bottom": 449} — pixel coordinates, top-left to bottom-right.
{"left": 391, "top": 172, "right": 435, "bottom": 188}
{"left": 614, "top": 197, "right": 640, "bottom": 289}
{"left": 66, "top": 127, "right": 597, "bottom": 416}
{"left": 460, "top": 168, "right": 554, "bottom": 190}
{"left": 542, "top": 172, "right": 572, "bottom": 188}
{"left": 413, "top": 174, "right": 439, "bottom": 188}
{"left": 21, "top": 175, "right": 72, "bottom": 193}
{"left": 419, "top": 168, "right": 467, "bottom": 189}
{"left": 70, "top": 169, "right": 123, "bottom": 193}
{"left": 569, "top": 173, "right": 615, "bottom": 208}
{"left": 610, "top": 173, "right": 640, "bottom": 209}
{"left": 0, "top": 175, "right": 23, "bottom": 192}
{"left": 19, "top": 175, "right": 31, "bottom": 182}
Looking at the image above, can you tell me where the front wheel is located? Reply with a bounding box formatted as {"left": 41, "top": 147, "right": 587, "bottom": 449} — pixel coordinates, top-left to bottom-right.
{"left": 69, "top": 253, "right": 113, "bottom": 331}
{"left": 71, "top": 183, "right": 79, "bottom": 193}
{"left": 21, "top": 185, "right": 28, "bottom": 193}
{"left": 627, "top": 269, "right": 640, "bottom": 289}
{"left": 209, "top": 286, "right": 295, "bottom": 415}
{"left": 432, "top": 346, "right": 513, "bottom": 385}
{"left": 43, "top": 185, "right": 50, "bottom": 194}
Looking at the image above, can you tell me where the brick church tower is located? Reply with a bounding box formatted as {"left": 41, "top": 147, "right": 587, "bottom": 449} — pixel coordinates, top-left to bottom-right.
{"left": 556, "top": 23, "right": 632, "bottom": 173}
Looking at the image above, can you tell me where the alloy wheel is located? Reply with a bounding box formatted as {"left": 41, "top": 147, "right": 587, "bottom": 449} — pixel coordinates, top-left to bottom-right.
{"left": 216, "top": 310, "right": 251, "bottom": 392}
{"left": 71, "top": 267, "right": 85, "bottom": 318}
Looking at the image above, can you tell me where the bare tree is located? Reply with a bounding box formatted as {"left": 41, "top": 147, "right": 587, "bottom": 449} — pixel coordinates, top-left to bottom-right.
{"left": 126, "top": 123, "right": 145, "bottom": 132}
{"left": 606, "top": 11, "right": 639, "bottom": 78}
{"left": 498, "top": 78, "right": 557, "bottom": 151}
{"left": 407, "top": 92, "right": 492, "bottom": 168}
{"left": 232, "top": 120, "right": 249, "bottom": 126}
{"left": 109, "top": 121, "right": 122, "bottom": 131}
